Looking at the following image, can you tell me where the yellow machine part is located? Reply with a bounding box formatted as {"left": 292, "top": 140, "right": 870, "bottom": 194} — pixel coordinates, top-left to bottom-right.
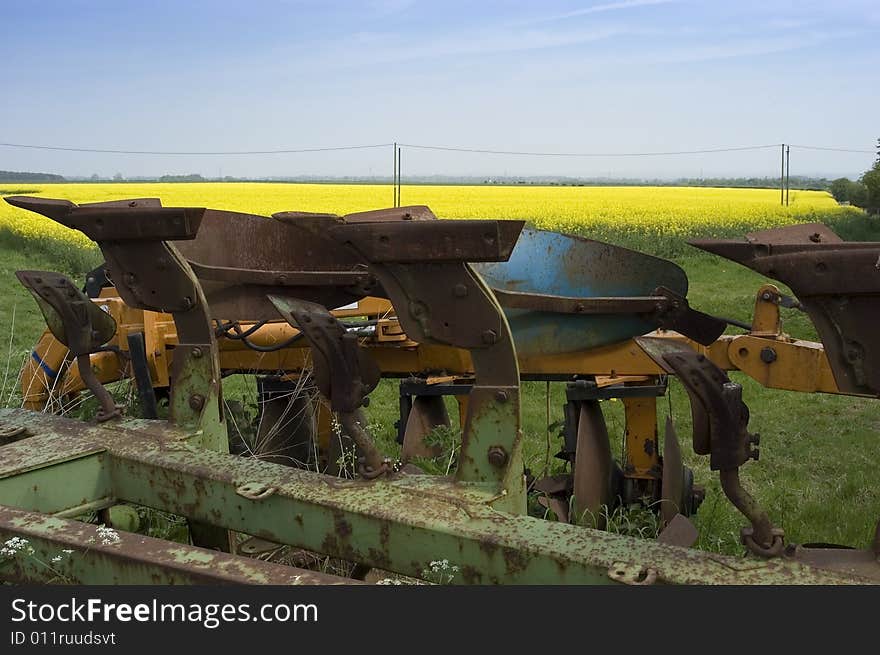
{"left": 21, "top": 284, "right": 857, "bottom": 479}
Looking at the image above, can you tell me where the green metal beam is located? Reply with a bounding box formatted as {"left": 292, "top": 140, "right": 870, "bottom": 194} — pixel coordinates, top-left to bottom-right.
{"left": 0, "top": 505, "right": 356, "bottom": 585}
{"left": 0, "top": 408, "right": 872, "bottom": 585}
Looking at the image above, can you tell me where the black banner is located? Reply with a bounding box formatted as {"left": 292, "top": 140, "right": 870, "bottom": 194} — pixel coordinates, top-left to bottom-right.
{"left": 0, "top": 585, "right": 874, "bottom": 650}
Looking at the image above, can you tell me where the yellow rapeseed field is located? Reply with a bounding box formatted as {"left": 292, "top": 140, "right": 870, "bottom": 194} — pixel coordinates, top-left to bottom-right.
{"left": 0, "top": 182, "right": 862, "bottom": 262}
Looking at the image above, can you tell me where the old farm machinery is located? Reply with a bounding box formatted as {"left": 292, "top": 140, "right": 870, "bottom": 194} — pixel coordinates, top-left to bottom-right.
{"left": 0, "top": 195, "right": 877, "bottom": 584}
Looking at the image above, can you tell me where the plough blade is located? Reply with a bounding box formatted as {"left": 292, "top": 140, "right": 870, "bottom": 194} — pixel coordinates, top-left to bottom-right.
{"left": 691, "top": 223, "right": 880, "bottom": 396}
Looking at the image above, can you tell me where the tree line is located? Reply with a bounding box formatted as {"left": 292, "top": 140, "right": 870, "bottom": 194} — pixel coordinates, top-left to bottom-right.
{"left": 829, "top": 139, "right": 880, "bottom": 214}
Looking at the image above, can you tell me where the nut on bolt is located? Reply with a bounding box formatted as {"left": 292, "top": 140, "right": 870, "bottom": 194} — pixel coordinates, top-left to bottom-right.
{"left": 481, "top": 329, "right": 498, "bottom": 345}
{"left": 453, "top": 283, "right": 468, "bottom": 298}
{"left": 188, "top": 394, "right": 206, "bottom": 411}
{"left": 487, "top": 446, "right": 508, "bottom": 468}
{"left": 191, "top": 347, "right": 203, "bottom": 359}
{"left": 759, "top": 347, "right": 777, "bottom": 363}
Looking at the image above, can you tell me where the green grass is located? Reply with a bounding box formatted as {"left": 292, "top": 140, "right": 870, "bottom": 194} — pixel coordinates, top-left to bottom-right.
{"left": 1, "top": 211, "right": 878, "bottom": 558}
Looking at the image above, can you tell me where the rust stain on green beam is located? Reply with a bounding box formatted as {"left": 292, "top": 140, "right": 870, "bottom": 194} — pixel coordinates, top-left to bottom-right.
{"left": 0, "top": 505, "right": 358, "bottom": 585}
{"left": 105, "top": 437, "right": 869, "bottom": 585}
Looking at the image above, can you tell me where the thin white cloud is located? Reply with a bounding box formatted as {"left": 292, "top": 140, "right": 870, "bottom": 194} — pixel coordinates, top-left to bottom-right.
{"left": 655, "top": 28, "right": 866, "bottom": 64}
{"left": 334, "top": 24, "right": 635, "bottom": 67}
{"left": 528, "top": 0, "right": 678, "bottom": 24}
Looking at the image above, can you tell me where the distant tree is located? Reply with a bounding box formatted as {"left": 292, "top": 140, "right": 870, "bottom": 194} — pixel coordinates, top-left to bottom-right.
{"left": 830, "top": 177, "right": 852, "bottom": 202}
{"left": 858, "top": 138, "right": 880, "bottom": 214}
{"left": 848, "top": 180, "right": 869, "bottom": 207}
{"left": 828, "top": 177, "right": 868, "bottom": 206}
{"left": 90, "top": 173, "right": 100, "bottom": 181}
{"left": 862, "top": 170, "right": 880, "bottom": 214}
{"left": 113, "top": 172, "right": 124, "bottom": 181}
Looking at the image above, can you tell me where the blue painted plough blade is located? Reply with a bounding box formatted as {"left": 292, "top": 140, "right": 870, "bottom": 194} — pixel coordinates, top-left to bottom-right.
{"left": 473, "top": 228, "right": 689, "bottom": 357}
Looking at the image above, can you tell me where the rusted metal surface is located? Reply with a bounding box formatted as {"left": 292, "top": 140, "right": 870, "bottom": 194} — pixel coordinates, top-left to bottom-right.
{"left": 782, "top": 544, "right": 880, "bottom": 582}
{"left": 492, "top": 285, "right": 727, "bottom": 347}
{"left": 310, "top": 218, "right": 525, "bottom": 263}
{"left": 15, "top": 270, "right": 122, "bottom": 420}
{"left": 269, "top": 297, "right": 379, "bottom": 413}
{"left": 0, "top": 505, "right": 357, "bottom": 585}
{"left": 178, "top": 208, "right": 377, "bottom": 319}
{"left": 660, "top": 416, "right": 684, "bottom": 525}
{"left": 492, "top": 289, "right": 661, "bottom": 314}
{"left": 691, "top": 223, "right": 880, "bottom": 396}
{"left": 572, "top": 400, "right": 613, "bottom": 528}
{"left": 4, "top": 196, "right": 204, "bottom": 241}
{"left": 342, "top": 205, "right": 437, "bottom": 223}
{"left": 0, "top": 408, "right": 871, "bottom": 584}
{"left": 16, "top": 270, "right": 116, "bottom": 353}
{"left": 636, "top": 337, "right": 782, "bottom": 556}
{"left": 401, "top": 396, "right": 449, "bottom": 460}
{"left": 305, "top": 213, "right": 526, "bottom": 507}
{"left": 657, "top": 513, "right": 698, "bottom": 548}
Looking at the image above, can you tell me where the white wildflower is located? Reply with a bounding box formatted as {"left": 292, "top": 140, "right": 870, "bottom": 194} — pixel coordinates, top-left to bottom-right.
{"left": 1, "top": 536, "right": 34, "bottom": 557}
{"left": 96, "top": 525, "right": 121, "bottom": 545}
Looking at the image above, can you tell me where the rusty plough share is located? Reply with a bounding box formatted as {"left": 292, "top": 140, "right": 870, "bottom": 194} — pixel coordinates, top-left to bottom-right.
{"left": 0, "top": 195, "right": 877, "bottom": 585}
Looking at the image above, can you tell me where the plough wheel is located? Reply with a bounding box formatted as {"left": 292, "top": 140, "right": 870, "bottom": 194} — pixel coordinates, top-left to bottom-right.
{"left": 661, "top": 415, "right": 686, "bottom": 526}
{"left": 401, "top": 395, "right": 450, "bottom": 460}
{"left": 573, "top": 400, "right": 613, "bottom": 529}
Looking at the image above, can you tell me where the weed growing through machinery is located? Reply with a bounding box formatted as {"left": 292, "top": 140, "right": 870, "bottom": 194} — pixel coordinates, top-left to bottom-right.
{"left": 0, "top": 537, "right": 76, "bottom": 583}
{"left": 421, "top": 559, "right": 460, "bottom": 585}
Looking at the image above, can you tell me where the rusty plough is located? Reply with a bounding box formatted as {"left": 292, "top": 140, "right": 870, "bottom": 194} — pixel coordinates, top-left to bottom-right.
{"left": 0, "top": 195, "right": 876, "bottom": 584}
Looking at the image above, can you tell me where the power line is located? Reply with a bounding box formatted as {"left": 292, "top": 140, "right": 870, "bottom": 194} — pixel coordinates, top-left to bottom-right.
{"left": 0, "top": 142, "right": 394, "bottom": 156}
{"left": 788, "top": 144, "right": 875, "bottom": 154}
{"left": 398, "top": 143, "right": 782, "bottom": 157}
{"left": 0, "top": 139, "right": 874, "bottom": 158}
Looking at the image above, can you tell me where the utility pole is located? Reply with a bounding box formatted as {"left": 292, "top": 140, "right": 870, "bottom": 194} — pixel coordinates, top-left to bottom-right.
{"left": 397, "top": 145, "right": 402, "bottom": 207}
{"left": 780, "top": 143, "right": 785, "bottom": 206}
{"left": 785, "top": 145, "right": 790, "bottom": 207}
{"left": 392, "top": 142, "right": 398, "bottom": 207}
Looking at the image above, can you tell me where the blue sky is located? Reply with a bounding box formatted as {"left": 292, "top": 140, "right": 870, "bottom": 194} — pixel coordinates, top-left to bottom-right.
{"left": 1, "top": 0, "right": 878, "bottom": 178}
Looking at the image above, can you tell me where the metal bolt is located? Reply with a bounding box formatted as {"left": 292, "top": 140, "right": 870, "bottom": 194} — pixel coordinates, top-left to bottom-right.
{"left": 487, "top": 446, "right": 508, "bottom": 468}
{"left": 188, "top": 394, "right": 205, "bottom": 411}
{"left": 181, "top": 296, "right": 193, "bottom": 309}
{"left": 495, "top": 390, "right": 508, "bottom": 403}
{"left": 759, "top": 347, "right": 777, "bottom": 363}
{"left": 453, "top": 283, "right": 468, "bottom": 298}
{"left": 191, "top": 347, "right": 203, "bottom": 359}
{"left": 481, "top": 329, "right": 498, "bottom": 344}
{"left": 761, "top": 291, "right": 773, "bottom": 301}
